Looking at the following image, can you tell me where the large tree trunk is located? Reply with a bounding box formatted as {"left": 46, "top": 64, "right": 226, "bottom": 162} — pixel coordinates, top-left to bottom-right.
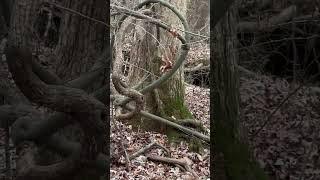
{"left": 153, "top": 0, "right": 191, "bottom": 130}
{"left": 2, "top": 0, "right": 109, "bottom": 179}
{"left": 7, "top": 0, "right": 42, "bottom": 48}
{"left": 54, "top": 0, "right": 107, "bottom": 81}
{"left": 118, "top": 0, "right": 199, "bottom": 145}
{"left": 0, "top": 0, "right": 40, "bottom": 105}
{"left": 212, "top": 1, "right": 268, "bottom": 180}
{"left": 52, "top": 1, "right": 108, "bottom": 179}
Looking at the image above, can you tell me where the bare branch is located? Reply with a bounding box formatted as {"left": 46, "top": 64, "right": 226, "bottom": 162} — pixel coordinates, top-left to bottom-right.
{"left": 238, "top": 5, "right": 297, "bottom": 32}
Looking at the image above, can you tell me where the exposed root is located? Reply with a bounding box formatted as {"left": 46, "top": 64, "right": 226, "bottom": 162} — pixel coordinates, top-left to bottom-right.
{"left": 129, "top": 141, "right": 169, "bottom": 160}
{"left": 128, "top": 141, "right": 199, "bottom": 179}
{"left": 175, "top": 119, "right": 206, "bottom": 132}
{"left": 146, "top": 155, "right": 199, "bottom": 179}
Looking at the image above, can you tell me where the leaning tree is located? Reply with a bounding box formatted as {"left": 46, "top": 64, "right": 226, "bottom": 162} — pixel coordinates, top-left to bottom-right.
{"left": 0, "top": 0, "right": 109, "bottom": 179}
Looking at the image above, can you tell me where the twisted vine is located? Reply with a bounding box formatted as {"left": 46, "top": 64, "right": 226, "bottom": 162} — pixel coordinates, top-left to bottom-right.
{"left": 111, "top": 74, "right": 144, "bottom": 120}
{"left": 5, "top": 45, "right": 107, "bottom": 179}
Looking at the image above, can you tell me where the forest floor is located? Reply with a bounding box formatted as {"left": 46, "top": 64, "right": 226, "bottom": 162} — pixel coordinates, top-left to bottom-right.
{"left": 110, "top": 84, "right": 210, "bottom": 180}
{"left": 240, "top": 75, "right": 320, "bottom": 180}
{"left": 110, "top": 43, "right": 210, "bottom": 180}
{"left": 185, "top": 43, "right": 320, "bottom": 180}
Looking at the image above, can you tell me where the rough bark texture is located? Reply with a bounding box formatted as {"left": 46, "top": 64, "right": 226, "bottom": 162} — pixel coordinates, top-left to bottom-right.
{"left": 1, "top": 0, "right": 109, "bottom": 179}
{"left": 212, "top": 2, "right": 268, "bottom": 180}
{"left": 54, "top": 0, "right": 107, "bottom": 80}
{"left": 5, "top": 41, "right": 107, "bottom": 180}
{"left": 1, "top": 0, "right": 44, "bottom": 105}
{"left": 7, "top": 0, "right": 43, "bottom": 49}
{"left": 154, "top": 0, "right": 191, "bottom": 130}
{"left": 52, "top": 1, "right": 109, "bottom": 179}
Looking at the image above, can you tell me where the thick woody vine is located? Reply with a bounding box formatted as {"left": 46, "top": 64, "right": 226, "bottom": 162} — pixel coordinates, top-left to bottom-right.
{"left": 0, "top": 43, "right": 110, "bottom": 179}
{"left": 0, "top": 42, "right": 110, "bottom": 179}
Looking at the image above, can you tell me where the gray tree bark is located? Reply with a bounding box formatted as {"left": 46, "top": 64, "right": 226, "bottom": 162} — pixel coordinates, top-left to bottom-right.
{"left": 1, "top": 0, "right": 109, "bottom": 179}
{"left": 212, "top": 1, "right": 268, "bottom": 179}
{"left": 54, "top": 0, "right": 107, "bottom": 81}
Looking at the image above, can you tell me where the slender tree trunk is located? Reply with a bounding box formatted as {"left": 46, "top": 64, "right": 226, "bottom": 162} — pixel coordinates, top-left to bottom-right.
{"left": 212, "top": 2, "right": 268, "bottom": 180}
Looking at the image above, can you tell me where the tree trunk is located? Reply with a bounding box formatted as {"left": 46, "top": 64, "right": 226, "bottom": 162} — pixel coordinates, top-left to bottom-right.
{"left": 54, "top": 0, "right": 107, "bottom": 81}
{"left": 212, "top": 1, "right": 268, "bottom": 180}
{"left": 119, "top": 1, "right": 200, "bottom": 145}
{"left": 153, "top": 0, "right": 191, "bottom": 130}
{"left": 3, "top": 0, "right": 109, "bottom": 179}
{"left": 7, "top": 0, "right": 42, "bottom": 49}
{"left": 0, "top": 0, "right": 38, "bottom": 105}
{"left": 52, "top": 1, "right": 108, "bottom": 179}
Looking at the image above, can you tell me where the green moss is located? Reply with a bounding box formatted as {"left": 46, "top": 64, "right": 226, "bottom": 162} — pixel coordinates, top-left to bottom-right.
{"left": 162, "top": 93, "right": 193, "bottom": 119}
{"left": 189, "top": 138, "right": 204, "bottom": 152}
{"left": 166, "top": 128, "right": 182, "bottom": 143}
{"left": 166, "top": 128, "right": 204, "bottom": 153}
{"left": 160, "top": 89, "right": 206, "bottom": 153}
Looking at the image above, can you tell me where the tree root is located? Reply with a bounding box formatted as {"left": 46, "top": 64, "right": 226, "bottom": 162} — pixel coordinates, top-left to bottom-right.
{"left": 146, "top": 155, "right": 199, "bottom": 179}
{"left": 127, "top": 141, "right": 199, "bottom": 179}
{"left": 129, "top": 141, "right": 169, "bottom": 160}
{"left": 175, "top": 119, "right": 206, "bottom": 133}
